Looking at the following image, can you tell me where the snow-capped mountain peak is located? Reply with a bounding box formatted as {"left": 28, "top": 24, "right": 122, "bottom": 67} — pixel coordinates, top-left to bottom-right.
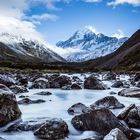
{"left": 0, "top": 33, "right": 66, "bottom": 63}
{"left": 56, "top": 28, "right": 128, "bottom": 62}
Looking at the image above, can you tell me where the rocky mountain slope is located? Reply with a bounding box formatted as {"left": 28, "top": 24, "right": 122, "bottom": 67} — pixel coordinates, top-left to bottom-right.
{"left": 0, "top": 33, "right": 66, "bottom": 63}
{"left": 82, "top": 29, "right": 140, "bottom": 71}
{"left": 56, "top": 28, "right": 128, "bottom": 62}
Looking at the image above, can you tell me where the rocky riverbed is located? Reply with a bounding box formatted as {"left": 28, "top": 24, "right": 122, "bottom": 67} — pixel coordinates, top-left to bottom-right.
{"left": 0, "top": 71, "right": 140, "bottom": 140}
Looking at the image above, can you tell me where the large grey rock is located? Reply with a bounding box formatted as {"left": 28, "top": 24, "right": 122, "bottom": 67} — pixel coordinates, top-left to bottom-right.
{"left": 71, "top": 83, "right": 82, "bottom": 89}
{"left": 68, "top": 103, "right": 89, "bottom": 115}
{"left": 90, "top": 96, "right": 125, "bottom": 109}
{"left": 18, "top": 98, "right": 45, "bottom": 105}
{"left": 0, "top": 88, "right": 21, "bottom": 127}
{"left": 136, "top": 81, "right": 140, "bottom": 87}
{"left": 0, "top": 74, "right": 15, "bottom": 87}
{"left": 134, "top": 73, "right": 140, "bottom": 82}
{"left": 103, "top": 73, "right": 116, "bottom": 80}
{"left": 125, "top": 106, "right": 140, "bottom": 128}
{"left": 118, "top": 88, "right": 140, "bottom": 98}
{"left": 34, "top": 118, "right": 69, "bottom": 140}
{"left": 118, "top": 104, "right": 135, "bottom": 120}
{"left": 104, "top": 128, "right": 128, "bottom": 140}
{"left": 111, "top": 81, "right": 123, "bottom": 88}
{"left": 71, "top": 108, "right": 140, "bottom": 139}
{"left": 9, "top": 85, "right": 29, "bottom": 94}
{"left": 50, "top": 75, "right": 71, "bottom": 88}
{"left": 31, "top": 78, "right": 50, "bottom": 89}
{"left": 6, "top": 118, "right": 48, "bottom": 132}
{"left": 84, "top": 75, "right": 106, "bottom": 90}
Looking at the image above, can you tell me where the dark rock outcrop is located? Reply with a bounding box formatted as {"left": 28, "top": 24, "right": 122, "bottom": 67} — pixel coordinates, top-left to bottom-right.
{"left": 90, "top": 96, "right": 125, "bottom": 109}
{"left": 9, "top": 85, "right": 28, "bottom": 94}
{"left": 118, "top": 88, "right": 140, "bottom": 98}
{"left": 103, "top": 73, "right": 116, "bottom": 80}
{"left": 31, "top": 78, "right": 50, "bottom": 89}
{"left": 71, "top": 108, "right": 140, "bottom": 139}
{"left": 0, "top": 74, "right": 15, "bottom": 87}
{"left": 134, "top": 73, "right": 140, "bottom": 82}
{"left": 18, "top": 98, "right": 45, "bottom": 105}
{"left": 0, "top": 88, "right": 21, "bottom": 127}
{"left": 68, "top": 103, "right": 89, "bottom": 115}
{"left": 35, "top": 91, "right": 52, "bottom": 96}
{"left": 71, "top": 83, "right": 82, "bottom": 89}
{"left": 104, "top": 128, "right": 128, "bottom": 140}
{"left": 118, "top": 104, "right": 135, "bottom": 120}
{"left": 111, "top": 81, "right": 123, "bottom": 88}
{"left": 34, "top": 118, "right": 69, "bottom": 140}
{"left": 50, "top": 75, "right": 71, "bottom": 88}
{"left": 84, "top": 75, "right": 106, "bottom": 90}
{"left": 125, "top": 106, "right": 140, "bottom": 128}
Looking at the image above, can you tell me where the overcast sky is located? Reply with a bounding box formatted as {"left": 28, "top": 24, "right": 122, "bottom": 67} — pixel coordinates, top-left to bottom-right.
{"left": 0, "top": 0, "right": 140, "bottom": 45}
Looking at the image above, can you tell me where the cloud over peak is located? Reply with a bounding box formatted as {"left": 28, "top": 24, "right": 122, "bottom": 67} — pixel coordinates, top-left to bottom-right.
{"left": 108, "top": 0, "right": 140, "bottom": 7}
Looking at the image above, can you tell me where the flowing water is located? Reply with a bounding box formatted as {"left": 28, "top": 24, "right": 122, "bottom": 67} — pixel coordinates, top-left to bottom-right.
{"left": 0, "top": 74, "right": 140, "bottom": 140}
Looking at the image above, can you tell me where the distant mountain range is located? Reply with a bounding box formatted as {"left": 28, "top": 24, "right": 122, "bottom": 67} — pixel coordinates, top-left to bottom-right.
{"left": 56, "top": 28, "right": 128, "bottom": 62}
{"left": 0, "top": 33, "right": 65, "bottom": 63}
{"left": 82, "top": 29, "right": 140, "bottom": 71}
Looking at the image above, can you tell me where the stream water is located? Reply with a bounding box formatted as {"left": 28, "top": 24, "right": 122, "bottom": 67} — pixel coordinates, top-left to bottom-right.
{"left": 0, "top": 74, "right": 140, "bottom": 140}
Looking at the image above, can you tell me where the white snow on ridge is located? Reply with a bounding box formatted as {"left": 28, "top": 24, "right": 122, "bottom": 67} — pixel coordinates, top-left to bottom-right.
{"left": 56, "top": 27, "right": 128, "bottom": 62}
{"left": 0, "top": 33, "right": 65, "bottom": 62}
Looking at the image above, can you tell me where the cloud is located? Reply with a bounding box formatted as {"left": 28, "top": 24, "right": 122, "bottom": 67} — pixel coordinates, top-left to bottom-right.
{"left": 85, "top": 26, "right": 99, "bottom": 34}
{"left": 0, "top": 16, "right": 43, "bottom": 41}
{"left": 108, "top": 0, "right": 140, "bottom": 7}
{"left": 32, "top": 0, "right": 71, "bottom": 10}
{"left": 28, "top": 13, "right": 59, "bottom": 24}
{"left": 83, "top": 0, "right": 101, "bottom": 2}
{"left": 112, "top": 29, "right": 125, "bottom": 39}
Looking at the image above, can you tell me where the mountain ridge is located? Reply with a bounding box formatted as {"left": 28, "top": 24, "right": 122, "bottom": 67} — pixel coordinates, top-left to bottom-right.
{"left": 82, "top": 29, "right": 140, "bottom": 71}
{"left": 56, "top": 28, "right": 128, "bottom": 62}
{"left": 0, "top": 33, "right": 66, "bottom": 63}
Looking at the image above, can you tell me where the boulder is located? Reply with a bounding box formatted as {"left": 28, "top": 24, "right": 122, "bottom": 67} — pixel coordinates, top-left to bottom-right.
{"left": 0, "top": 89, "right": 21, "bottom": 127}
{"left": 71, "top": 83, "right": 82, "bottom": 89}
{"left": 17, "top": 76, "right": 28, "bottom": 86}
{"left": 103, "top": 73, "right": 116, "bottom": 80}
{"left": 50, "top": 75, "right": 71, "bottom": 88}
{"left": 19, "top": 95, "right": 29, "bottom": 98}
{"left": 111, "top": 81, "right": 123, "bottom": 88}
{"left": 134, "top": 73, "right": 140, "bottom": 82}
{"left": 9, "top": 85, "right": 29, "bottom": 94}
{"left": 0, "top": 84, "right": 10, "bottom": 91}
{"left": 35, "top": 91, "right": 52, "bottom": 96}
{"left": 90, "top": 96, "right": 125, "bottom": 109}
{"left": 109, "top": 91, "right": 117, "bottom": 95}
{"left": 136, "top": 81, "right": 140, "bottom": 87}
{"left": 6, "top": 118, "right": 48, "bottom": 132}
{"left": 125, "top": 106, "right": 140, "bottom": 128}
{"left": 84, "top": 76, "right": 106, "bottom": 90}
{"left": 72, "top": 76, "right": 82, "bottom": 82}
{"left": 31, "top": 78, "right": 50, "bottom": 89}
{"left": 118, "top": 104, "right": 140, "bottom": 128}
{"left": 0, "top": 74, "right": 15, "bottom": 87}
{"left": 71, "top": 108, "right": 139, "bottom": 139}
{"left": 68, "top": 103, "right": 89, "bottom": 115}
{"left": 34, "top": 118, "right": 69, "bottom": 140}
{"left": 18, "top": 98, "right": 45, "bottom": 105}
{"left": 118, "top": 104, "right": 135, "bottom": 120}
{"left": 104, "top": 128, "right": 128, "bottom": 140}
{"left": 118, "top": 88, "right": 140, "bottom": 98}
{"left": 61, "top": 85, "right": 71, "bottom": 90}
